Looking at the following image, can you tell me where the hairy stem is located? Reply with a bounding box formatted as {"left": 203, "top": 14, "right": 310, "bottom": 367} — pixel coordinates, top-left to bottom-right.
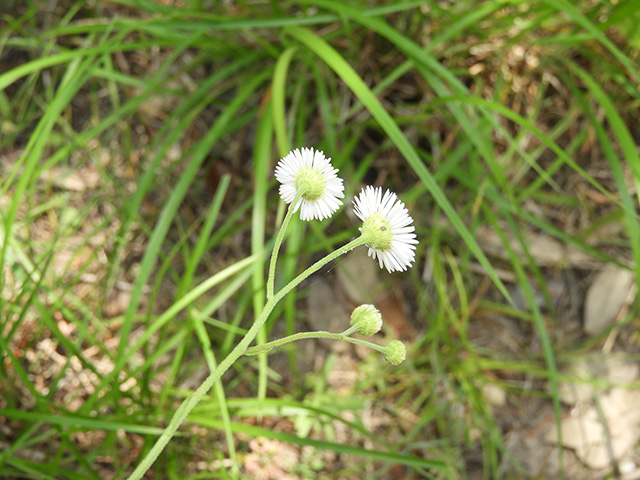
{"left": 127, "top": 235, "right": 366, "bottom": 480}
{"left": 267, "top": 195, "right": 301, "bottom": 301}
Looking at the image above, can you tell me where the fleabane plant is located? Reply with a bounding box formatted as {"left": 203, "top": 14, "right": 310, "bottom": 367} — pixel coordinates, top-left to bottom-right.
{"left": 128, "top": 147, "right": 418, "bottom": 480}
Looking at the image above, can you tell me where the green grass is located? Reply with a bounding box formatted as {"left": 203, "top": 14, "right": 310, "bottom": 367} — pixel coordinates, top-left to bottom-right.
{"left": 1, "top": 0, "right": 639, "bottom": 478}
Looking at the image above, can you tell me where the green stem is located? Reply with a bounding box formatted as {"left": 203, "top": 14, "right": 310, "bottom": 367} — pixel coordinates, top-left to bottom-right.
{"left": 340, "top": 324, "right": 360, "bottom": 337}
{"left": 343, "top": 335, "right": 387, "bottom": 353}
{"left": 126, "top": 235, "right": 367, "bottom": 480}
{"left": 267, "top": 196, "right": 301, "bottom": 301}
{"left": 245, "top": 330, "right": 348, "bottom": 355}
{"left": 244, "top": 327, "right": 387, "bottom": 356}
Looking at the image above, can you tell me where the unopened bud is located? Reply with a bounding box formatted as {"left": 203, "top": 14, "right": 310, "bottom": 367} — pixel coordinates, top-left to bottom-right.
{"left": 350, "top": 304, "right": 382, "bottom": 336}
{"left": 383, "top": 340, "right": 406, "bottom": 365}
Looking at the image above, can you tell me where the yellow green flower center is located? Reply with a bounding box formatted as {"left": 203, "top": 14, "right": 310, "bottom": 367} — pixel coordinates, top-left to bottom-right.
{"left": 295, "top": 167, "right": 325, "bottom": 201}
{"left": 360, "top": 213, "right": 392, "bottom": 251}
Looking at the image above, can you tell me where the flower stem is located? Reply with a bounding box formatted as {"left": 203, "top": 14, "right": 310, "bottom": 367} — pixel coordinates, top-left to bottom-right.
{"left": 340, "top": 324, "right": 360, "bottom": 337}
{"left": 245, "top": 330, "right": 348, "bottom": 356}
{"left": 342, "top": 335, "right": 387, "bottom": 353}
{"left": 267, "top": 195, "right": 301, "bottom": 301}
{"left": 244, "top": 325, "right": 387, "bottom": 357}
{"left": 126, "top": 235, "right": 367, "bottom": 480}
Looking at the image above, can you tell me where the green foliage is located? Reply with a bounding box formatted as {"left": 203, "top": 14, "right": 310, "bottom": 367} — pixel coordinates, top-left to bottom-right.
{"left": 1, "top": 0, "right": 638, "bottom": 478}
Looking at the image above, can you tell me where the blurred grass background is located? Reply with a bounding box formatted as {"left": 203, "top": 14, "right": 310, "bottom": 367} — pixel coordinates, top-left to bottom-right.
{"left": 1, "top": 0, "right": 639, "bottom": 478}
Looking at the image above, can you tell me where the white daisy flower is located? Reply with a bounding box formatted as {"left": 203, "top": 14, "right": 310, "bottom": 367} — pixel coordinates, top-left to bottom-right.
{"left": 274, "top": 147, "right": 345, "bottom": 221}
{"left": 353, "top": 186, "right": 418, "bottom": 273}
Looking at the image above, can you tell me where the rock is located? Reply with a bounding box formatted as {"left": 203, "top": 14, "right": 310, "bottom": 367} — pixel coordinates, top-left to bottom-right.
{"left": 546, "top": 389, "right": 640, "bottom": 469}
{"left": 583, "top": 265, "right": 636, "bottom": 336}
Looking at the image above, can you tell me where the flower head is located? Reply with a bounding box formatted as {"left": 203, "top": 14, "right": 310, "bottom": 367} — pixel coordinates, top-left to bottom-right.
{"left": 353, "top": 186, "right": 418, "bottom": 272}
{"left": 350, "top": 304, "right": 383, "bottom": 336}
{"left": 274, "top": 147, "right": 344, "bottom": 221}
{"left": 383, "top": 340, "right": 406, "bottom": 365}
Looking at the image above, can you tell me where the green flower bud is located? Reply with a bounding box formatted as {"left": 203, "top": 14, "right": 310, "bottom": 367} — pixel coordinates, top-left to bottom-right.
{"left": 350, "top": 304, "right": 383, "bottom": 336}
{"left": 383, "top": 340, "right": 406, "bottom": 365}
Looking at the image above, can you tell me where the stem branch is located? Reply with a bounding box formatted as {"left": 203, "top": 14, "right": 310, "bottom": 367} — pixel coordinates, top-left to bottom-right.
{"left": 244, "top": 326, "right": 387, "bottom": 357}
{"left": 127, "top": 234, "right": 366, "bottom": 480}
{"left": 245, "top": 330, "right": 347, "bottom": 355}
